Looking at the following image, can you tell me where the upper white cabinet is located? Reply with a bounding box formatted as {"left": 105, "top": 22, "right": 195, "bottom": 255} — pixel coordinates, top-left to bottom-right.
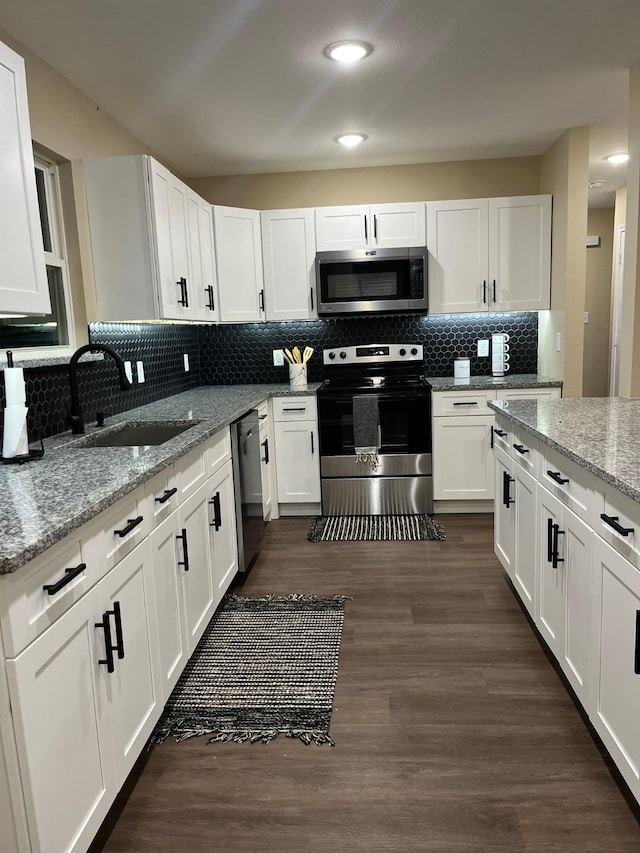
{"left": 315, "top": 203, "right": 426, "bottom": 252}
{"left": 427, "top": 195, "right": 551, "bottom": 314}
{"left": 0, "top": 40, "right": 51, "bottom": 316}
{"left": 84, "top": 155, "right": 218, "bottom": 322}
{"left": 213, "top": 206, "right": 265, "bottom": 323}
{"left": 261, "top": 208, "right": 317, "bottom": 321}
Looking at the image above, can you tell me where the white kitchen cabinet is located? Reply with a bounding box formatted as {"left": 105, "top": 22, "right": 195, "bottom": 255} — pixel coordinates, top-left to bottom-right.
{"left": 6, "top": 538, "right": 159, "bottom": 853}
{"left": 207, "top": 459, "right": 238, "bottom": 604}
{"left": 261, "top": 208, "right": 317, "bottom": 321}
{"left": 0, "top": 40, "right": 51, "bottom": 316}
{"left": 84, "top": 155, "right": 214, "bottom": 321}
{"left": 315, "top": 202, "right": 426, "bottom": 251}
{"left": 186, "top": 191, "right": 219, "bottom": 322}
{"left": 213, "top": 205, "right": 265, "bottom": 323}
{"left": 275, "top": 421, "right": 321, "bottom": 503}
{"left": 494, "top": 446, "right": 515, "bottom": 577}
{"left": 512, "top": 463, "right": 537, "bottom": 616}
{"left": 433, "top": 415, "right": 495, "bottom": 500}
{"left": 592, "top": 535, "right": 640, "bottom": 803}
{"left": 258, "top": 401, "right": 273, "bottom": 521}
{"left": 427, "top": 195, "right": 551, "bottom": 314}
{"left": 497, "top": 388, "right": 561, "bottom": 402}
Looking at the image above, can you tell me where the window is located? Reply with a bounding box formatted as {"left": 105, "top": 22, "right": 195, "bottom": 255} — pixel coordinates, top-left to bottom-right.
{"left": 0, "top": 155, "right": 74, "bottom": 354}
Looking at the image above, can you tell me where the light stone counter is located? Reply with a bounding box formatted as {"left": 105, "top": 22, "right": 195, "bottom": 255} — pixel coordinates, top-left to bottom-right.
{"left": 0, "top": 384, "right": 319, "bottom": 573}
{"left": 489, "top": 397, "right": 640, "bottom": 504}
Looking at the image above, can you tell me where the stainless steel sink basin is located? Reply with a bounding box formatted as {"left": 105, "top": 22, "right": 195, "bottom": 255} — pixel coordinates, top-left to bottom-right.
{"left": 73, "top": 422, "right": 199, "bottom": 448}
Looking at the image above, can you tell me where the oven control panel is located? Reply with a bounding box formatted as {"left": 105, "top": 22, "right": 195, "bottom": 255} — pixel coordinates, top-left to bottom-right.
{"left": 322, "top": 343, "right": 423, "bottom": 365}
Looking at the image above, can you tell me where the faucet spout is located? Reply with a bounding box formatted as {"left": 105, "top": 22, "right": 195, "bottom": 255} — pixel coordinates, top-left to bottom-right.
{"left": 68, "top": 344, "right": 132, "bottom": 434}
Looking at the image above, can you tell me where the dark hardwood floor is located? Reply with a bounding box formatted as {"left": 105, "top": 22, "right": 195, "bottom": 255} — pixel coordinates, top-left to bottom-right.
{"left": 90, "top": 514, "right": 640, "bottom": 852}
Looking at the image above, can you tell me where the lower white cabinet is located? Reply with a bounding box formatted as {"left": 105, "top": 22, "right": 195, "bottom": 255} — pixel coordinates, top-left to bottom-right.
{"left": 258, "top": 402, "right": 273, "bottom": 521}
{"left": 6, "top": 539, "right": 159, "bottom": 853}
{"left": 274, "top": 421, "right": 321, "bottom": 503}
{"left": 433, "top": 415, "right": 494, "bottom": 500}
{"left": 178, "top": 483, "right": 217, "bottom": 654}
{"left": 494, "top": 447, "right": 515, "bottom": 577}
{"left": 207, "top": 460, "right": 238, "bottom": 600}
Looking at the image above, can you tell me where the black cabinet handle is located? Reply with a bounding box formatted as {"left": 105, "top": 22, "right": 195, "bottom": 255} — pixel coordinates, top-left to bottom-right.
{"left": 43, "top": 562, "right": 86, "bottom": 596}
{"left": 482, "top": 280, "right": 487, "bottom": 304}
{"left": 492, "top": 279, "right": 496, "bottom": 303}
{"left": 110, "top": 601, "right": 125, "bottom": 660}
{"left": 490, "top": 425, "right": 494, "bottom": 449}
{"left": 283, "top": 407, "right": 306, "bottom": 412}
{"left": 547, "top": 470, "right": 569, "bottom": 486}
{"left": 155, "top": 487, "right": 177, "bottom": 505}
{"left": 209, "top": 492, "right": 222, "bottom": 530}
{"left": 453, "top": 401, "right": 478, "bottom": 406}
{"left": 310, "top": 287, "right": 314, "bottom": 311}
{"left": 205, "top": 285, "right": 215, "bottom": 311}
{"left": 513, "top": 444, "right": 529, "bottom": 455}
{"left": 259, "top": 289, "right": 265, "bottom": 312}
{"left": 635, "top": 611, "right": 640, "bottom": 675}
{"left": 258, "top": 413, "right": 268, "bottom": 420}
{"left": 310, "top": 431, "right": 315, "bottom": 454}
{"left": 502, "top": 470, "right": 515, "bottom": 508}
{"left": 600, "top": 513, "right": 634, "bottom": 537}
{"left": 95, "top": 612, "right": 115, "bottom": 674}
{"left": 373, "top": 214, "right": 378, "bottom": 240}
{"left": 177, "top": 277, "right": 189, "bottom": 308}
{"left": 494, "top": 428, "right": 507, "bottom": 437}
{"left": 547, "top": 518, "right": 554, "bottom": 564}
{"left": 114, "top": 516, "right": 144, "bottom": 538}
{"left": 552, "top": 523, "right": 565, "bottom": 569}
{"left": 364, "top": 215, "right": 368, "bottom": 240}
{"left": 261, "top": 437, "right": 269, "bottom": 464}
{"left": 177, "top": 528, "right": 190, "bottom": 571}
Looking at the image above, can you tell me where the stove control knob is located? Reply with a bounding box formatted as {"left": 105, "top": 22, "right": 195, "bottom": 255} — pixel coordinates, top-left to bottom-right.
{"left": 411, "top": 347, "right": 418, "bottom": 356}
{"left": 328, "top": 351, "right": 336, "bottom": 360}
{"left": 340, "top": 351, "right": 347, "bottom": 359}
{"left": 399, "top": 348, "right": 407, "bottom": 356}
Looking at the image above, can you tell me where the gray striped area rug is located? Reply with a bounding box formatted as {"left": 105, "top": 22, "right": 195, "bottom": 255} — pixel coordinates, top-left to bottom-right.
{"left": 308, "top": 514, "right": 446, "bottom": 542}
{"left": 151, "top": 594, "right": 347, "bottom": 747}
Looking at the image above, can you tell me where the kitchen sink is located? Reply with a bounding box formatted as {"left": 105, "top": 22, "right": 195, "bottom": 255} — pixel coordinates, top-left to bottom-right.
{"left": 73, "top": 421, "right": 199, "bottom": 448}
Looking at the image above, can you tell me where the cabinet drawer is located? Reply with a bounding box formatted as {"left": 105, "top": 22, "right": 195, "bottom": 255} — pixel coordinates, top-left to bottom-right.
{"left": 541, "top": 445, "right": 596, "bottom": 524}
{"left": 496, "top": 387, "right": 561, "bottom": 402}
{"left": 492, "top": 418, "right": 512, "bottom": 454}
{"left": 258, "top": 400, "right": 269, "bottom": 434}
{"left": 175, "top": 441, "right": 209, "bottom": 501}
{"left": 596, "top": 486, "right": 640, "bottom": 570}
{"left": 432, "top": 390, "right": 495, "bottom": 416}
{"left": 0, "top": 530, "right": 99, "bottom": 657}
{"left": 86, "top": 487, "right": 150, "bottom": 576}
{"left": 273, "top": 396, "right": 317, "bottom": 422}
{"left": 144, "top": 465, "right": 179, "bottom": 527}
{"left": 509, "top": 426, "right": 538, "bottom": 478}
{"left": 206, "top": 427, "right": 231, "bottom": 478}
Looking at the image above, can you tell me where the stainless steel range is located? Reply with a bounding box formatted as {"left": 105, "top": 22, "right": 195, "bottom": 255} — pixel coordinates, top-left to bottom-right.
{"left": 316, "top": 343, "right": 432, "bottom": 516}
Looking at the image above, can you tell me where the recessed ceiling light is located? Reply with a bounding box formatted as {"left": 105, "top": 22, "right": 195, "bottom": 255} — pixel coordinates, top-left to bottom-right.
{"left": 589, "top": 179, "right": 607, "bottom": 188}
{"left": 324, "top": 40, "right": 372, "bottom": 63}
{"left": 335, "top": 133, "right": 367, "bottom": 148}
{"left": 604, "top": 153, "right": 629, "bottom": 164}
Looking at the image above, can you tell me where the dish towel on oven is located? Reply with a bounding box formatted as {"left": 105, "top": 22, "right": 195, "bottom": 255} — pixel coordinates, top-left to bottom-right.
{"left": 353, "top": 394, "right": 380, "bottom": 466}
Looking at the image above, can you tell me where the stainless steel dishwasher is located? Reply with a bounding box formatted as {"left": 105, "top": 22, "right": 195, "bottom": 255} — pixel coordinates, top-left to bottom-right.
{"left": 231, "top": 409, "right": 265, "bottom": 572}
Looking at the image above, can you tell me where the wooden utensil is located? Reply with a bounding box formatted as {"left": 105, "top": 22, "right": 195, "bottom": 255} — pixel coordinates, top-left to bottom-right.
{"left": 293, "top": 346, "right": 302, "bottom": 364}
{"left": 303, "top": 346, "right": 313, "bottom": 363}
{"left": 284, "top": 348, "right": 295, "bottom": 365}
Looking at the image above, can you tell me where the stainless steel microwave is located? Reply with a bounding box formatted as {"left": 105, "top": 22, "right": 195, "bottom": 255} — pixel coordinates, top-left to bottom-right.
{"left": 315, "top": 246, "right": 428, "bottom": 316}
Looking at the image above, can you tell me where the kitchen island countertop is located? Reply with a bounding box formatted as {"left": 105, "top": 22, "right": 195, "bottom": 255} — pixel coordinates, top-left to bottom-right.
{"left": 427, "top": 373, "right": 562, "bottom": 392}
{"left": 490, "top": 396, "right": 640, "bottom": 504}
{"left": 0, "top": 383, "right": 319, "bottom": 574}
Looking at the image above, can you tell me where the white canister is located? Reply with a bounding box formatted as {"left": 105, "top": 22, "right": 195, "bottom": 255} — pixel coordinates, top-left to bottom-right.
{"left": 453, "top": 358, "right": 470, "bottom": 379}
{"left": 289, "top": 363, "right": 307, "bottom": 388}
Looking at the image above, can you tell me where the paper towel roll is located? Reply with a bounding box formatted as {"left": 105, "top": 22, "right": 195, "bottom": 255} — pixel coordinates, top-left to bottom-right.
{"left": 2, "top": 406, "right": 29, "bottom": 458}
{"left": 4, "top": 368, "right": 26, "bottom": 406}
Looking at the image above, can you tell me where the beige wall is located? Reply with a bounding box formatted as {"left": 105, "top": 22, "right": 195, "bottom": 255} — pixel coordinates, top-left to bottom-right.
{"left": 539, "top": 128, "right": 589, "bottom": 396}
{"left": 188, "top": 157, "right": 541, "bottom": 209}
{"left": 583, "top": 208, "right": 614, "bottom": 396}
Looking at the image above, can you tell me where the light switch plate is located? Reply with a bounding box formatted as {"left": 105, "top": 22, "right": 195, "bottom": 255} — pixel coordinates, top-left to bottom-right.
{"left": 136, "top": 360, "right": 145, "bottom": 382}
{"left": 477, "top": 339, "right": 489, "bottom": 357}
{"left": 124, "top": 361, "right": 133, "bottom": 383}
{"left": 273, "top": 349, "right": 284, "bottom": 366}
{"left": 183, "top": 353, "right": 190, "bottom": 372}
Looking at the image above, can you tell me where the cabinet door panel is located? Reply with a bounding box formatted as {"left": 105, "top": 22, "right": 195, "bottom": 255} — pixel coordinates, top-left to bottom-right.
{"left": 513, "top": 466, "right": 536, "bottom": 616}
{"left": 262, "top": 209, "right": 316, "bottom": 321}
{"left": 561, "top": 510, "right": 593, "bottom": 706}
{"left": 315, "top": 205, "right": 368, "bottom": 251}
{"left": 536, "top": 486, "right": 564, "bottom": 658}
{"left": 433, "top": 416, "right": 494, "bottom": 500}
{"left": 149, "top": 162, "right": 183, "bottom": 320}
{"left": 494, "top": 448, "right": 515, "bottom": 576}
{"left": 6, "top": 592, "right": 112, "bottom": 853}
{"left": 214, "top": 206, "right": 264, "bottom": 322}
{"left": 208, "top": 461, "right": 238, "bottom": 604}
{"left": 275, "top": 421, "right": 321, "bottom": 502}
{"left": 371, "top": 203, "right": 426, "bottom": 248}
{"left": 179, "top": 485, "right": 216, "bottom": 652}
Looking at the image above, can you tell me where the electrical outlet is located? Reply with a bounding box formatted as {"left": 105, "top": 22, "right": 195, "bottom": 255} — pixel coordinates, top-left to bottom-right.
{"left": 136, "top": 360, "right": 145, "bottom": 383}
{"left": 477, "top": 339, "right": 489, "bottom": 357}
{"left": 183, "top": 353, "right": 190, "bottom": 372}
{"left": 555, "top": 332, "right": 562, "bottom": 352}
{"left": 584, "top": 311, "right": 590, "bottom": 324}
{"left": 124, "top": 361, "right": 133, "bottom": 383}
{"left": 273, "top": 349, "right": 284, "bottom": 366}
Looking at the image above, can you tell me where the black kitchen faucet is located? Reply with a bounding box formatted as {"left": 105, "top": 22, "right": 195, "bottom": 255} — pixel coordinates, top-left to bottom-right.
{"left": 67, "top": 343, "right": 132, "bottom": 434}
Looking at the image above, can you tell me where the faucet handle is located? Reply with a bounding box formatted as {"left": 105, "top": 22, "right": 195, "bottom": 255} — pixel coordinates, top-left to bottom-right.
{"left": 96, "top": 411, "right": 111, "bottom": 427}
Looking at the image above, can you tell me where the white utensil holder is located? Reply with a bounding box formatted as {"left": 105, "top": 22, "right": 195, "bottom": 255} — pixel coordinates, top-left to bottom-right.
{"left": 289, "top": 363, "right": 307, "bottom": 388}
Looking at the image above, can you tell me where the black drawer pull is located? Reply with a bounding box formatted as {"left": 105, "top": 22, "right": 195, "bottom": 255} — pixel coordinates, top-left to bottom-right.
{"left": 490, "top": 425, "right": 494, "bottom": 449}
{"left": 547, "top": 470, "right": 569, "bottom": 486}
{"left": 109, "top": 601, "right": 125, "bottom": 660}
{"left": 635, "top": 611, "right": 640, "bottom": 675}
{"left": 114, "top": 516, "right": 144, "bottom": 538}
{"left": 502, "top": 470, "right": 515, "bottom": 508}
{"left": 177, "top": 528, "right": 190, "bottom": 571}
{"left": 513, "top": 444, "right": 530, "bottom": 455}
{"left": 453, "top": 401, "right": 478, "bottom": 406}
{"left": 552, "top": 523, "right": 564, "bottom": 569}
{"left": 261, "top": 437, "right": 269, "bottom": 464}
{"left": 177, "top": 277, "right": 189, "bottom": 307}
{"left": 600, "top": 513, "right": 634, "bottom": 537}
{"left": 95, "top": 612, "right": 115, "bottom": 674}
{"left": 209, "top": 492, "right": 222, "bottom": 530}
{"left": 482, "top": 280, "right": 487, "bottom": 304}
{"left": 494, "top": 428, "right": 507, "bottom": 437}
{"left": 43, "top": 562, "right": 86, "bottom": 596}
{"left": 155, "top": 487, "right": 177, "bottom": 505}
{"left": 282, "top": 407, "right": 306, "bottom": 412}
{"left": 258, "top": 413, "right": 268, "bottom": 420}
{"left": 205, "top": 285, "right": 215, "bottom": 311}
{"left": 547, "top": 518, "right": 554, "bottom": 564}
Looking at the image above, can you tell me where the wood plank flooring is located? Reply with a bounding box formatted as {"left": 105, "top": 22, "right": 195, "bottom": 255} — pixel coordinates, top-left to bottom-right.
{"left": 90, "top": 514, "right": 640, "bottom": 852}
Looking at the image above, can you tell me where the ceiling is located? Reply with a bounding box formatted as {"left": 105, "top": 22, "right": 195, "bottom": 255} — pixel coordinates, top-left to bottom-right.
{"left": 2, "top": 0, "right": 640, "bottom": 206}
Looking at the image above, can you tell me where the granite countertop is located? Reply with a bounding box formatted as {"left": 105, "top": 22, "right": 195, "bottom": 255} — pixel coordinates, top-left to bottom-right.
{"left": 0, "top": 383, "right": 319, "bottom": 574}
{"left": 490, "top": 397, "right": 640, "bottom": 503}
{"left": 427, "top": 373, "right": 562, "bottom": 392}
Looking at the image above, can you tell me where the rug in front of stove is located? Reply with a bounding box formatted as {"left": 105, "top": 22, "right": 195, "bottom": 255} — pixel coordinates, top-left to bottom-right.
{"left": 151, "top": 593, "right": 348, "bottom": 746}
{"left": 308, "top": 514, "right": 446, "bottom": 542}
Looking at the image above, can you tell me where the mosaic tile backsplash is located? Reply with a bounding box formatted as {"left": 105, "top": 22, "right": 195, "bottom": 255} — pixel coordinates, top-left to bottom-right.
{"left": 1, "top": 313, "right": 537, "bottom": 441}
